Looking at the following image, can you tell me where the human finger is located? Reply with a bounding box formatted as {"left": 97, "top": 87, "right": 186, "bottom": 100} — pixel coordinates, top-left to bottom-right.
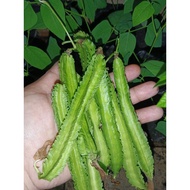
{"left": 136, "top": 105, "right": 164, "bottom": 124}
{"left": 130, "top": 81, "right": 159, "bottom": 105}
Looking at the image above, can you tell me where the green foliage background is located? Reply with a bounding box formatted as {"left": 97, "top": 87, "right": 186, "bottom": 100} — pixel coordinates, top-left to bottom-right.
{"left": 24, "top": 0, "right": 166, "bottom": 136}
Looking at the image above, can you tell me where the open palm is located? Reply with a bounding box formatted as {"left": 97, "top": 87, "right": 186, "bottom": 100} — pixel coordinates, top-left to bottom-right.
{"left": 24, "top": 63, "right": 163, "bottom": 190}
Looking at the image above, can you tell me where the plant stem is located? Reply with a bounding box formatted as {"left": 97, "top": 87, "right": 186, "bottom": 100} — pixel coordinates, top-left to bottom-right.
{"left": 115, "top": 37, "right": 119, "bottom": 53}
{"left": 161, "top": 22, "right": 166, "bottom": 31}
{"left": 105, "top": 52, "right": 115, "bottom": 63}
{"left": 132, "top": 52, "right": 140, "bottom": 63}
{"left": 147, "top": 22, "right": 166, "bottom": 58}
{"left": 65, "top": 9, "right": 83, "bottom": 18}
{"left": 27, "top": 30, "right": 30, "bottom": 46}
{"left": 106, "top": 37, "right": 117, "bottom": 45}
{"left": 81, "top": 1, "right": 92, "bottom": 34}
{"left": 105, "top": 38, "right": 118, "bottom": 63}
{"left": 84, "top": 16, "right": 92, "bottom": 35}
{"left": 141, "top": 17, "right": 157, "bottom": 61}
{"left": 27, "top": 1, "right": 41, "bottom": 5}
{"left": 65, "top": 8, "right": 92, "bottom": 34}
{"left": 130, "top": 25, "right": 147, "bottom": 33}
{"left": 39, "top": 0, "right": 76, "bottom": 49}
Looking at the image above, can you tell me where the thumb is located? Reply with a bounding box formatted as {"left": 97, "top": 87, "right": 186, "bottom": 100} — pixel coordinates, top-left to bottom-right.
{"left": 39, "top": 62, "right": 60, "bottom": 93}
{"left": 25, "top": 62, "right": 60, "bottom": 94}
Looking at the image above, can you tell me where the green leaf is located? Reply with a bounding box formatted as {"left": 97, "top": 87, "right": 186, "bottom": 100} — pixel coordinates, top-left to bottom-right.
{"left": 108, "top": 10, "right": 123, "bottom": 26}
{"left": 77, "top": 0, "right": 83, "bottom": 9}
{"left": 118, "top": 32, "right": 136, "bottom": 64}
{"left": 24, "top": 46, "right": 51, "bottom": 70}
{"left": 132, "top": 1, "right": 155, "bottom": 26}
{"left": 157, "top": 92, "right": 166, "bottom": 108}
{"left": 24, "top": 1, "right": 37, "bottom": 31}
{"left": 140, "top": 67, "right": 155, "bottom": 78}
{"left": 108, "top": 10, "right": 132, "bottom": 32}
{"left": 40, "top": 3, "right": 65, "bottom": 40}
{"left": 47, "top": 37, "right": 61, "bottom": 60}
{"left": 94, "top": 0, "right": 107, "bottom": 9}
{"left": 156, "top": 72, "right": 166, "bottom": 87}
{"left": 83, "top": 0, "right": 96, "bottom": 21}
{"left": 142, "top": 60, "right": 165, "bottom": 77}
{"left": 124, "top": 0, "right": 134, "bottom": 13}
{"left": 77, "top": 0, "right": 107, "bottom": 12}
{"left": 145, "top": 19, "right": 162, "bottom": 47}
{"left": 157, "top": 62, "right": 166, "bottom": 78}
{"left": 131, "top": 78, "right": 142, "bottom": 84}
{"left": 70, "top": 8, "right": 82, "bottom": 26}
{"left": 156, "top": 120, "right": 166, "bottom": 136}
{"left": 152, "top": 0, "right": 166, "bottom": 15}
{"left": 49, "top": 0, "right": 65, "bottom": 23}
{"left": 31, "top": 12, "right": 47, "bottom": 30}
{"left": 65, "top": 15, "right": 79, "bottom": 33}
{"left": 92, "top": 20, "right": 112, "bottom": 44}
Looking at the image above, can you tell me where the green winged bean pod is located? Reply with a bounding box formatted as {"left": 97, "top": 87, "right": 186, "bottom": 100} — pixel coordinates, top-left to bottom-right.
{"left": 77, "top": 134, "right": 104, "bottom": 190}
{"left": 86, "top": 98, "right": 110, "bottom": 168}
{"left": 113, "top": 54, "right": 154, "bottom": 182}
{"left": 68, "top": 143, "right": 90, "bottom": 190}
{"left": 74, "top": 31, "right": 96, "bottom": 71}
{"left": 109, "top": 79, "right": 147, "bottom": 190}
{"left": 95, "top": 70, "right": 123, "bottom": 177}
{"left": 59, "top": 50, "right": 78, "bottom": 100}
{"left": 51, "top": 83, "right": 69, "bottom": 129}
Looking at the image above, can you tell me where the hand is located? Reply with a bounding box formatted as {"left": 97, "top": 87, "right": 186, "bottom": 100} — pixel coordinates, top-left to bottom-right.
{"left": 24, "top": 63, "right": 163, "bottom": 190}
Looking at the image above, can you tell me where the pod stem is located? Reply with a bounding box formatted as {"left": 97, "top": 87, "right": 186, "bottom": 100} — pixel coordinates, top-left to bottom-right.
{"left": 39, "top": 0, "right": 76, "bottom": 49}
{"left": 147, "top": 179, "right": 154, "bottom": 190}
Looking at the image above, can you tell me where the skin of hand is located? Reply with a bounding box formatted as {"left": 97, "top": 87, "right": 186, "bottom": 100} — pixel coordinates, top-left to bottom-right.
{"left": 24, "top": 63, "right": 163, "bottom": 190}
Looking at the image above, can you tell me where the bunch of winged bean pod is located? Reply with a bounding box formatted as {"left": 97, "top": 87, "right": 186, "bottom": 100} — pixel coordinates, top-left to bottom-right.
{"left": 33, "top": 31, "right": 154, "bottom": 190}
